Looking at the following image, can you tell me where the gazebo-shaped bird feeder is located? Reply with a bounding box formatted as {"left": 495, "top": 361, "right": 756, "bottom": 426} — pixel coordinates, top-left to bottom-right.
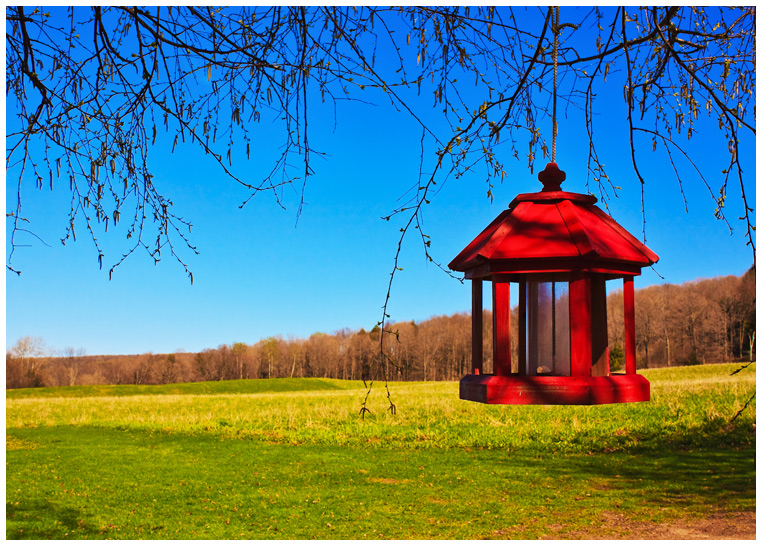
{"left": 449, "top": 163, "right": 659, "bottom": 405}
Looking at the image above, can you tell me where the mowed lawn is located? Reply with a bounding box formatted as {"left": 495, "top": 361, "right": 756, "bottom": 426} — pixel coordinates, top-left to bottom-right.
{"left": 6, "top": 363, "right": 756, "bottom": 539}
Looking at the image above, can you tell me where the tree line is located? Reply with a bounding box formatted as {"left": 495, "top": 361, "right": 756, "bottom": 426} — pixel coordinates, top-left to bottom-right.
{"left": 6, "top": 268, "right": 755, "bottom": 389}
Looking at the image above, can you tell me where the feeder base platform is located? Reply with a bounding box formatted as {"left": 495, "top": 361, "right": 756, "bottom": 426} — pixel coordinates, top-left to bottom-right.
{"left": 460, "top": 373, "right": 650, "bottom": 405}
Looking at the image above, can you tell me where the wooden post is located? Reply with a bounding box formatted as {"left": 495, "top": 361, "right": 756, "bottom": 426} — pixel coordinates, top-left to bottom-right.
{"left": 623, "top": 275, "right": 636, "bottom": 375}
{"left": 492, "top": 282, "right": 511, "bottom": 376}
{"left": 518, "top": 280, "right": 526, "bottom": 375}
{"left": 471, "top": 279, "right": 483, "bottom": 374}
{"left": 569, "top": 274, "right": 592, "bottom": 377}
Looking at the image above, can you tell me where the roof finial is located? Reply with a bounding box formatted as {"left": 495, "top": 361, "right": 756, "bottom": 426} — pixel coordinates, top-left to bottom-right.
{"left": 538, "top": 162, "right": 566, "bottom": 192}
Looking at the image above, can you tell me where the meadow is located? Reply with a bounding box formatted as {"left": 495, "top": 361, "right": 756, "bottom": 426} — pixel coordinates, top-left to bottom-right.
{"left": 6, "top": 363, "right": 756, "bottom": 539}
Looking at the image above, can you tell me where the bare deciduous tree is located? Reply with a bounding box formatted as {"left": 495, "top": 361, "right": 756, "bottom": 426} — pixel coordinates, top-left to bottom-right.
{"left": 7, "top": 7, "right": 755, "bottom": 270}
{"left": 59, "top": 346, "right": 86, "bottom": 386}
{"left": 156, "top": 353, "right": 179, "bottom": 384}
{"left": 231, "top": 342, "right": 247, "bottom": 380}
{"left": 7, "top": 336, "right": 48, "bottom": 387}
{"left": 6, "top": 7, "right": 755, "bottom": 402}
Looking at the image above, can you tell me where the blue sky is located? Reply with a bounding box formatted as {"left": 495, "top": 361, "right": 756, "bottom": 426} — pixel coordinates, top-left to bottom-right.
{"left": 5, "top": 7, "right": 756, "bottom": 356}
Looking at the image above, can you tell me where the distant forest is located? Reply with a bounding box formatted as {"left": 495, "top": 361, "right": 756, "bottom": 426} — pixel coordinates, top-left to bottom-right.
{"left": 7, "top": 268, "right": 756, "bottom": 389}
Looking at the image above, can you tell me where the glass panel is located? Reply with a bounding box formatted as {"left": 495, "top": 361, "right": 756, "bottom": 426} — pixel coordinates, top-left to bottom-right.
{"left": 525, "top": 281, "right": 570, "bottom": 375}
{"left": 553, "top": 282, "right": 570, "bottom": 375}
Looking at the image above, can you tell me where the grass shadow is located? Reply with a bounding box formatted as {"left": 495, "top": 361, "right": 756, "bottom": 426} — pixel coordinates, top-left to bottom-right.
{"left": 6, "top": 425, "right": 756, "bottom": 539}
{"left": 538, "top": 445, "right": 755, "bottom": 512}
{"left": 6, "top": 499, "right": 99, "bottom": 539}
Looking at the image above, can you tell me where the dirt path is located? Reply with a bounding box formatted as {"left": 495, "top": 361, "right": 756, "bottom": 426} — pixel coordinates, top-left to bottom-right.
{"left": 567, "top": 510, "right": 756, "bottom": 540}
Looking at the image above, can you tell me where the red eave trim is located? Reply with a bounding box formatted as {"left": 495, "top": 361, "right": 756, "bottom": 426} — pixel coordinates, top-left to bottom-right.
{"left": 448, "top": 210, "right": 512, "bottom": 270}
{"left": 586, "top": 205, "right": 659, "bottom": 264}
{"left": 461, "top": 257, "right": 645, "bottom": 279}
{"left": 449, "top": 202, "right": 533, "bottom": 270}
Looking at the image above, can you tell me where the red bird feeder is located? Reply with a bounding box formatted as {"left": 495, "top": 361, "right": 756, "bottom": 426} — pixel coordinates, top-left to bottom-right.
{"left": 449, "top": 163, "right": 659, "bottom": 405}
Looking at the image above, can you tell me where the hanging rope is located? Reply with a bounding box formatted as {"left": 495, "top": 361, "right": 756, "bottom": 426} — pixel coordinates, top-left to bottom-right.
{"left": 552, "top": 6, "right": 559, "bottom": 163}
{"left": 550, "top": 7, "right": 578, "bottom": 164}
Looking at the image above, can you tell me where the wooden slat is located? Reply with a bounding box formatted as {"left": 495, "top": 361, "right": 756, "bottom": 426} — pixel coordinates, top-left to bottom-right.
{"left": 471, "top": 280, "right": 483, "bottom": 374}
{"left": 624, "top": 275, "right": 636, "bottom": 375}
{"left": 492, "top": 282, "right": 511, "bottom": 376}
{"left": 569, "top": 274, "right": 592, "bottom": 377}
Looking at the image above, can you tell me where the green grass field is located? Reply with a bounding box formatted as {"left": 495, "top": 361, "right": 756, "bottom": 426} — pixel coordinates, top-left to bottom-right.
{"left": 6, "top": 363, "right": 756, "bottom": 539}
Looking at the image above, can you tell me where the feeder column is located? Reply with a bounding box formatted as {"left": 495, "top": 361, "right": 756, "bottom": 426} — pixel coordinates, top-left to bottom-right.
{"left": 492, "top": 282, "right": 511, "bottom": 376}
{"left": 471, "top": 280, "right": 483, "bottom": 374}
{"left": 623, "top": 275, "right": 636, "bottom": 375}
{"left": 569, "top": 273, "right": 592, "bottom": 377}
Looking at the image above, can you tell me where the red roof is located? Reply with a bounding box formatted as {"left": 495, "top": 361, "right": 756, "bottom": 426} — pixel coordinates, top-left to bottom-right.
{"left": 449, "top": 164, "right": 658, "bottom": 277}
